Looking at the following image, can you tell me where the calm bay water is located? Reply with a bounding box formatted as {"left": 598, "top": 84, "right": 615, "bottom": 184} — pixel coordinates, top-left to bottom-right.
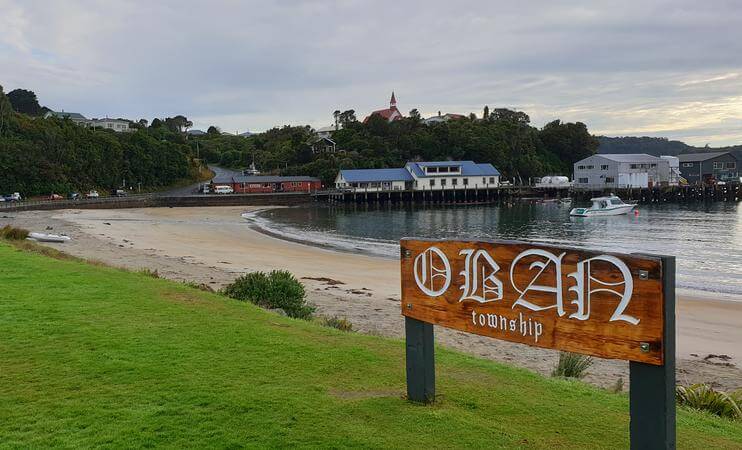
{"left": 250, "top": 201, "right": 742, "bottom": 299}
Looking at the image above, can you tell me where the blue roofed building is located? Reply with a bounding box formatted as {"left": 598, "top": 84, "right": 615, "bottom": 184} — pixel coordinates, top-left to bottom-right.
{"left": 335, "top": 168, "right": 414, "bottom": 191}
{"left": 335, "top": 161, "right": 500, "bottom": 191}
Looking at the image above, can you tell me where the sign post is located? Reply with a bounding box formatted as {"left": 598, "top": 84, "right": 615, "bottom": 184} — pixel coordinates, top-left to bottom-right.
{"left": 400, "top": 239, "right": 675, "bottom": 449}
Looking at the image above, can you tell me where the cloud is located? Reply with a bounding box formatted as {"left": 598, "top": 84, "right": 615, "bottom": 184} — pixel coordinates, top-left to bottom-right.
{"left": 1, "top": 0, "right": 741, "bottom": 146}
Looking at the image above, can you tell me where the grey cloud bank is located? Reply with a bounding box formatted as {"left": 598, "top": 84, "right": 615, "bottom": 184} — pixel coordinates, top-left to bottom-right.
{"left": 1, "top": 0, "right": 741, "bottom": 146}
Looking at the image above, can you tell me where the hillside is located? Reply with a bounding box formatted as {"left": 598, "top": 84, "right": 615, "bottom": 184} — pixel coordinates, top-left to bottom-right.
{"left": 0, "top": 242, "right": 740, "bottom": 448}
{"left": 597, "top": 136, "right": 742, "bottom": 157}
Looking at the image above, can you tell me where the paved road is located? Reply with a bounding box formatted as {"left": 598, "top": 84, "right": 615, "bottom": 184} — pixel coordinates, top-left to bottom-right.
{"left": 158, "top": 165, "right": 242, "bottom": 196}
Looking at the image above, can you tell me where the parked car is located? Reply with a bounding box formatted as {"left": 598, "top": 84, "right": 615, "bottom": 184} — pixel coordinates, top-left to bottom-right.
{"left": 69, "top": 192, "right": 80, "bottom": 200}
{"left": 4, "top": 192, "right": 22, "bottom": 202}
{"left": 49, "top": 193, "right": 64, "bottom": 201}
{"left": 114, "top": 189, "right": 128, "bottom": 197}
{"left": 213, "top": 185, "right": 234, "bottom": 194}
{"left": 85, "top": 190, "right": 100, "bottom": 199}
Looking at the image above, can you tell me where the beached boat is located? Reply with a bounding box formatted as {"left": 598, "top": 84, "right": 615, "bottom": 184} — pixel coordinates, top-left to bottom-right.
{"left": 569, "top": 195, "right": 636, "bottom": 217}
{"left": 28, "top": 232, "right": 71, "bottom": 243}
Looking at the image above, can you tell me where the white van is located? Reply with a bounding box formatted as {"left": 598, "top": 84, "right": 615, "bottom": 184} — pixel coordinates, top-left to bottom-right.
{"left": 213, "top": 185, "right": 234, "bottom": 194}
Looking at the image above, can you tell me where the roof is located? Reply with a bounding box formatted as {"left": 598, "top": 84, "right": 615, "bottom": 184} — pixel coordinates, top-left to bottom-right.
{"left": 316, "top": 125, "right": 338, "bottom": 133}
{"left": 677, "top": 151, "right": 731, "bottom": 162}
{"left": 47, "top": 111, "right": 87, "bottom": 120}
{"left": 592, "top": 153, "right": 661, "bottom": 163}
{"left": 339, "top": 168, "right": 414, "bottom": 183}
{"left": 363, "top": 106, "right": 400, "bottom": 122}
{"left": 231, "top": 175, "right": 320, "bottom": 183}
{"left": 405, "top": 161, "right": 501, "bottom": 177}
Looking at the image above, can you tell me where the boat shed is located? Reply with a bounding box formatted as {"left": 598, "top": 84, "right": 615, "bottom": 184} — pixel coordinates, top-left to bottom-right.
{"left": 573, "top": 154, "right": 675, "bottom": 189}
{"left": 678, "top": 152, "right": 739, "bottom": 184}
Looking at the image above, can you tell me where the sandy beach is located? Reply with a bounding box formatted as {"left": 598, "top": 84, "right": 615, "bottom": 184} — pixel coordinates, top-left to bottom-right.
{"left": 3, "top": 206, "right": 741, "bottom": 391}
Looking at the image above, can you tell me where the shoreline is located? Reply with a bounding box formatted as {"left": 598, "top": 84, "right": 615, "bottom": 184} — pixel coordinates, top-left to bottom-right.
{"left": 3, "top": 206, "right": 741, "bottom": 391}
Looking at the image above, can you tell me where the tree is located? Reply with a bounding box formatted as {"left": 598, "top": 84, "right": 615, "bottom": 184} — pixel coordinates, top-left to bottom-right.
{"left": 338, "top": 110, "right": 356, "bottom": 126}
{"left": 207, "top": 125, "right": 221, "bottom": 136}
{"left": 138, "top": 119, "right": 149, "bottom": 128}
{"left": 0, "top": 85, "right": 14, "bottom": 136}
{"left": 333, "top": 110, "right": 341, "bottom": 130}
{"left": 150, "top": 118, "right": 164, "bottom": 128}
{"left": 7, "top": 89, "right": 42, "bottom": 116}
{"left": 539, "top": 120, "right": 598, "bottom": 170}
{"left": 483, "top": 105, "right": 489, "bottom": 120}
{"left": 409, "top": 109, "right": 421, "bottom": 121}
{"left": 164, "top": 115, "right": 192, "bottom": 133}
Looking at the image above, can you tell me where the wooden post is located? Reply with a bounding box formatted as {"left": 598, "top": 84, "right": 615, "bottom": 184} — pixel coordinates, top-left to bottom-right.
{"left": 629, "top": 255, "right": 675, "bottom": 450}
{"left": 405, "top": 316, "right": 435, "bottom": 403}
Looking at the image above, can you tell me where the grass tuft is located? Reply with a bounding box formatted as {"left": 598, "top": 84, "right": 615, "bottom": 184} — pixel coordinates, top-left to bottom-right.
{"left": 318, "top": 315, "right": 353, "bottom": 332}
{"left": 552, "top": 352, "right": 593, "bottom": 379}
{"left": 138, "top": 268, "right": 160, "bottom": 278}
{"left": 677, "top": 384, "right": 742, "bottom": 420}
{"left": 0, "top": 225, "right": 29, "bottom": 240}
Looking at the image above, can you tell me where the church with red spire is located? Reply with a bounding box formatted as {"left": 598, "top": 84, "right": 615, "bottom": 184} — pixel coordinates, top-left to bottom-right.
{"left": 363, "top": 92, "right": 403, "bottom": 123}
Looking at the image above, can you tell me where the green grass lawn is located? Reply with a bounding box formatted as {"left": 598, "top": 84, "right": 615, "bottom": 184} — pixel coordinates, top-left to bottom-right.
{"left": 0, "top": 243, "right": 740, "bottom": 449}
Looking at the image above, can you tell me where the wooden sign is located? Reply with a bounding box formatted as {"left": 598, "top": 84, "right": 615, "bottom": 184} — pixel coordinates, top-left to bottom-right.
{"left": 400, "top": 238, "right": 667, "bottom": 365}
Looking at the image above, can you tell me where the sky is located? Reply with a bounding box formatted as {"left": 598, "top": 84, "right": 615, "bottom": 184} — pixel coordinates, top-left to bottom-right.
{"left": 1, "top": 0, "right": 741, "bottom": 146}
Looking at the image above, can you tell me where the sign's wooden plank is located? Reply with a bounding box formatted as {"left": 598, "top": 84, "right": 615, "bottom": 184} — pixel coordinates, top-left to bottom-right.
{"left": 400, "top": 238, "right": 666, "bottom": 365}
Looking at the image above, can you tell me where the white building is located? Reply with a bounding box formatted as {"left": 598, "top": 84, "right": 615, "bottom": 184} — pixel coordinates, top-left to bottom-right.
{"left": 90, "top": 118, "right": 131, "bottom": 132}
{"left": 335, "top": 161, "right": 500, "bottom": 192}
{"left": 573, "top": 154, "right": 676, "bottom": 189}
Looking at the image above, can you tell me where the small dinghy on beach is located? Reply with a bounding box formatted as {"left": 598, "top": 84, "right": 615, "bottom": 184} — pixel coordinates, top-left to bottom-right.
{"left": 28, "top": 232, "right": 71, "bottom": 243}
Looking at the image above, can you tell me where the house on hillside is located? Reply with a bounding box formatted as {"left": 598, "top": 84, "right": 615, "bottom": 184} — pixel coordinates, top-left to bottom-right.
{"left": 572, "top": 154, "right": 676, "bottom": 189}
{"left": 335, "top": 161, "right": 500, "bottom": 192}
{"left": 316, "top": 125, "right": 341, "bottom": 139}
{"left": 423, "top": 112, "right": 467, "bottom": 125}
{"left": 363, "top": 92, "right": 403, "bottom": 123}
{"left": 678, "top": 152, "right": 739, "bottom": 184}
{"left": 310, "top": 136, "right": 338, "bottom": 154}
{"left": 90, "top": 117, "right": 131, "bottom": 132}
{"left": 44, "top": 111, "right": 89, "bottom": 126}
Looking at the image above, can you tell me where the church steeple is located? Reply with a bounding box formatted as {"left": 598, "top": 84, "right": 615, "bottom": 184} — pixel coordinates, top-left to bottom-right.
{"left": 390, "top": 91, "right": 397, "bottom": 109}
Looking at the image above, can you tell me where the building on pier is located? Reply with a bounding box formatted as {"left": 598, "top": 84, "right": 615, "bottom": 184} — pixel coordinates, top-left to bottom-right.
{"left": 335, "top": 161, "right": 500, "bottom": 192}
{"left": 678, "top": 152, "right": 740, "bottom": 185}
{"left": 573, "top": 154, "right": 677, "bottom": 190}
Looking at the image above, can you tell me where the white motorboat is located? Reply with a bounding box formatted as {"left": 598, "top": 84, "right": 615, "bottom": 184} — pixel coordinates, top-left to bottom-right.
{"left": 28, "top": 232, "right": 71, "bottom": 243}
{"left": 569, "top": 195, "right": 636, "bottom": 217}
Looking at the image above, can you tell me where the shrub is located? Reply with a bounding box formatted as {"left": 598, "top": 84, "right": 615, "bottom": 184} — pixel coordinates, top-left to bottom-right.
{"left": 676, "top": 384, "right": 742, "bottom": 420}
{"left": 552, "top": 352, "right": 593, "bottom": 379}
{"left": 319, "top": 315, "right": 353, "bottom": 332}
{"left": 222, "top": 270, "right": 314, "bottom": 320}
{"left": 0, "top": 225, "right": 29, "bottom": 240}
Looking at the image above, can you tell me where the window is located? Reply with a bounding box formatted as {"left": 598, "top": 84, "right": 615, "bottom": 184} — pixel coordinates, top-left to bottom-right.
{"left": 650, "top": 164, "right": 657, "bottom": 168}
{"left": 482, "top": 177, "right": 486, "bottom": 184}
{"left": 577, "top": 165, "right": 585, "bottom": 170}
{"left": 430, "top": 179, "right": 435, "bottom": 187}
{"left": 727, "top": 162, "right": 736, "bottom": 169}
{"left": 605, "top": 177, "right": 615, "bottom": 183}
{"left": 489, "top": 177, "right": 495, "bottom": 183}
{"left": 439, "top": 166, "right": 449, "bottom": 173}
{"left": 578, "top": 178, "right": 588, "bottom": 184}
{"left": 713, "top": 162, "right": 724, "bottom": 169}
{"left": 600, "top": 165, "right": 608, "bottom": 170}
{"left": 463, "top": 178, "right": 468, "bottom": 186}
{"left": 586, "top": 165, "right": 594, "bottom": 169}
{"left": 414, "top": 181, "right": 418, "bottom": 188}
{"left": 441, "top": 179, "right": 447, "bottom": 187}
{"left": 452, "top": 178, "right": 458, "bottom": 186}
{"left": 630, "top": 164, "right": 638, "bottom": 169}
{"left": 427, "top": 167, "right": 438, "bottom": 174}
{"left": 682, "top": 162, "right": 693, "bottom": 167}
{"left": 450, "top": 166, "right": 460, "bottom": 173}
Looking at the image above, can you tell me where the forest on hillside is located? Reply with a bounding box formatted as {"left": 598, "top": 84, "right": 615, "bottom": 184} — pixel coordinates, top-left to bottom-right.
{"left": 195, "top": 109, "right": 599, "bottom": 185}
{"left": 0, "top": 86, "right": 200, "bottom": 196}
{"left": 597, "top": 136, "right": 742, "bottom": 156}
{"left": 1, "top": 83, "right": 600, "bottom": 194}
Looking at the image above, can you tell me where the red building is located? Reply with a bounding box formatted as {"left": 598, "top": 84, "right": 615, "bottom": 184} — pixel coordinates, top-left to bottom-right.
{"left": 221, "top": 175, "right": 322, "bottom": 193}
{"left": 363, "top": 92, "right": 403, "bottom": 123}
